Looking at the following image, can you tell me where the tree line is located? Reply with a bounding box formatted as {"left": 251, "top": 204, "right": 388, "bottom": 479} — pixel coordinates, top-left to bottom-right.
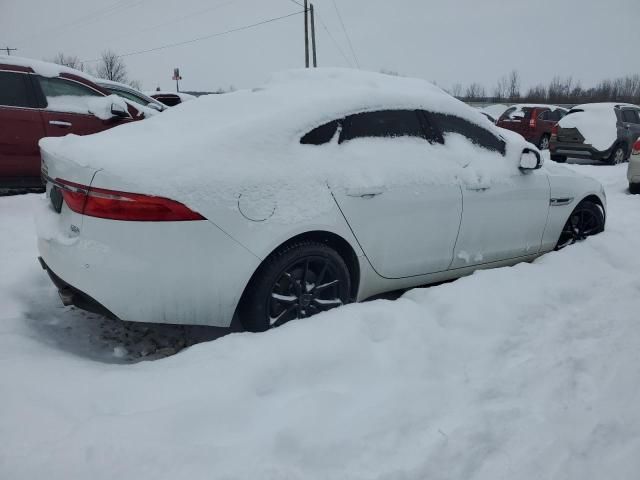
{"left": 452, "top": 70, "right": 640, "bottom": 105}
{"left": 50, "top": 50, "right": 141, "bottom": 90}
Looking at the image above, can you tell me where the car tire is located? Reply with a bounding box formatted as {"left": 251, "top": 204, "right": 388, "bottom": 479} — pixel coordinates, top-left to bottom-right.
{"left": 555, "top": 200, "right": 605, "bottom": 250}
{"left": 538, "top": 134, "right": 550, "bottom": 150}
{"left": 607, "top": 144, "right": 627, "bottom": 165}
{"left": 630, "top": 183, "right": 640, "bottom": 195}
{"left": 239, "top": 241, "right": 352, "bottom": 332}
{"left": 551, "top": 154, "right": 567, "bottom": 163}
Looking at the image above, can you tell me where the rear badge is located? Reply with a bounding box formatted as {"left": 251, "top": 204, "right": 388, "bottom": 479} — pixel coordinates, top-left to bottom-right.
{"left": 70, "top": 224, "right": 80, "bottom": 234}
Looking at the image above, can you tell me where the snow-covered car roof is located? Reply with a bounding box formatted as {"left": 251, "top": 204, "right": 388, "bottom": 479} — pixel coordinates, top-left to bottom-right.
{"left": 40, "top": 68, "right": 531, "bottom": 220}
{"left": 0, "top": 54, "right": 96, "bottom": 82}
{"left": 500, "top": 104, "right": 567, "bottom": 119}
{"left": 558, "top": 102, "right": 638, "bottom": 151}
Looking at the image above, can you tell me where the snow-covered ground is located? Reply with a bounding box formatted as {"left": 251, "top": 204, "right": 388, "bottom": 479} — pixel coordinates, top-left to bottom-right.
{"left": 1, "top": 160, "right": 639, "bottom": 479}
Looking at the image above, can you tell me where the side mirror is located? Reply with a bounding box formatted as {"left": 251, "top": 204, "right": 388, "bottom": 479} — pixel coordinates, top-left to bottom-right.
{"left": 110, "top": 103, "right": 129, "bottom": 119}
{"left": 519, "top": 148, "right": 543, "bottom": 170}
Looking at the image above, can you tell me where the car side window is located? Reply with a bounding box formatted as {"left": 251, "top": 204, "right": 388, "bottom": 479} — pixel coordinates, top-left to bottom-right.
{"left": 538, "top": 110, "right": 550, "bottom": 121}
{"left": 301, "top": 119, "right": 341, "bottom": 145}
{"left": 622, "top": 109, "right": 640, "bottom": 124}
{"left": 339, "top": 110, "right": 434, "bottom": 144}
{"left": 0, "top": 71, "right": 38, "bottom": 108}
{"left": 38, "top": 76, "right": 104, "bottom": 115}
{"left": 430, "top": 112, "right": 506, "bottom": 155}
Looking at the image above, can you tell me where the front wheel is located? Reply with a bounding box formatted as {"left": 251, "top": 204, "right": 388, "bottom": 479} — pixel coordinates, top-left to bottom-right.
{"left": 239, "top": 241, "right": 352, "bottom": 332}
{"left": 551, "top": 154, "right": 567, "bottom": 163}
{"left": 555, "top": 200, "right": 605, "bottom": 250}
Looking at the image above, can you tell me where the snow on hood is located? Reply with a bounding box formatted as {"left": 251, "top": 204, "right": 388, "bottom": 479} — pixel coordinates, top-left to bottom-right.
{"left": 558, "top": 103, "right": 620, "bottom": 151}
{"left": 40, "top": 68, "right": 531, "bottom": 220}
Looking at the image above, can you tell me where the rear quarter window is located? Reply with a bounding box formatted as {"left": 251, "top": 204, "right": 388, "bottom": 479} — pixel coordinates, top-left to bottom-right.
{"left": 0, "top": 71, "right": 37, "bottom": 108}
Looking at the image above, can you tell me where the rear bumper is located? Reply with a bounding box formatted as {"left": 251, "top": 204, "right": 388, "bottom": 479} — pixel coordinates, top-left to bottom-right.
{"left": 0, "top": 176, "right": 44, "bottom": 191}
{"left": 38, "top": 256, "right": 119, "bottom": 320}
{"left": 628, "top": 156, "right": 640, "bottom": 183}
{"left": 36, "top": 200, "right": 262, "bottom": 327}
{"left": 549, "top": 141, "right": 611, "bottom": 160}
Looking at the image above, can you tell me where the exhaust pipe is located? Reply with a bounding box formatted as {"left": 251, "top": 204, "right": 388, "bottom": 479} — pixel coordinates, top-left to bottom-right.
{"left": 58, "top": 287, "right": 75, "bottom": 306}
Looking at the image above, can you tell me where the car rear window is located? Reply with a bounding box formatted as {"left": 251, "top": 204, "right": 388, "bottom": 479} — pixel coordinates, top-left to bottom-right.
{"left": 301, "top": 119, "right": 340, "bottom": 145}
{"left": 0, "top": 71, "right": 37, "bottom": 108}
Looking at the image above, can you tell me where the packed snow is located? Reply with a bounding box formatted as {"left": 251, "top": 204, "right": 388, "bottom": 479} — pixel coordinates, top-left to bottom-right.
{"left": 40, "top": 68, "right": 531, "bottom": 224}
{"left": 1, "top": 158, "right": 640, "bottom": 479}
{"left": 558, "top": 103, "right": 623, "bottom": 151}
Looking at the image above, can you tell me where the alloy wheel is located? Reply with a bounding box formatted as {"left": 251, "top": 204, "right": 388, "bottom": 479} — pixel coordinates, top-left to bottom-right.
{"left": 267, "top": 256, "right": 347, "bottom": 327}
{"left": 556, "top": 204, "right": 603, "bottom": 249}
{"left": 540, "top": 136, "right": 550, "bottom": 150}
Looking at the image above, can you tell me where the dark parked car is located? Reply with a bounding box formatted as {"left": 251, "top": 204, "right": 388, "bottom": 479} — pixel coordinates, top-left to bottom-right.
{"left": 550, "top": 103, "right": 640, "bottom": 165}
{"left": 0, "top": 56, "right": 143, "bottom": 189}
{"left": 146, "top": 90, "right": 195, "bottom": 107}
{"left": 497, "top": 104, "right": 567, "bottom": 149}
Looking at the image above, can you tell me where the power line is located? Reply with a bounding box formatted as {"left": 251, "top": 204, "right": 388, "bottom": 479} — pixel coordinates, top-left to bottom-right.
{"left": 15, "top": 0, "right": 145, "bottom": 47}
{"left": 286, "top": 0, "right": 353, "bottom": 67}
{"left": 331, "top": 0, "right": 360, "bottom": 68}
{"left": 81, "top": 10, "right": 305, "bottom": 63}
{"left": 1, "top": 47, "right": 17, "bottom": 56}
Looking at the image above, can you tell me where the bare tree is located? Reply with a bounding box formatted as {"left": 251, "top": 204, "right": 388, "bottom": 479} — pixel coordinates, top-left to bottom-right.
{"left": 50, "top": 52, "right": 84, "bottom": 71}
{"left": 96, "top": 50, "right": 128, "bottom": 83}
{"left": 492, "top": 75, "right": 509, "bottom": 102}
{"left": 464, "top": 83, "right": 485, "bottom": 101}
{"left": 451, "top": 83, "right": 463, "bottom": 98}
{"left": 507, "top": 70, "right": 520, "bottom": 100}
{"left": 128, "top": 79, "right": 142, "bottom": 90}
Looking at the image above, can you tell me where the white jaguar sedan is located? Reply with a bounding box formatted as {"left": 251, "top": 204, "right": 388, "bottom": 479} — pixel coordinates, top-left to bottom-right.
{"left": 37, "top": 69, "right": 606, "bottom": 331}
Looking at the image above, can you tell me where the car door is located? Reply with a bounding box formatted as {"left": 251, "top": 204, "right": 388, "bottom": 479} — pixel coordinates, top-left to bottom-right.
{"left": 0, "top": 70, "right": 47, "bottom": 181}
{"left": 326, "top": 109, "right": 463, "bottom": 279}
{"left": 427, "top": 113, "right": 551, "bottom": 268}
{"left": 35, "top": 75, "right": 122, "bottom": 138}
{"left": 620, "top": 108, "right": 640, "bottom": 146}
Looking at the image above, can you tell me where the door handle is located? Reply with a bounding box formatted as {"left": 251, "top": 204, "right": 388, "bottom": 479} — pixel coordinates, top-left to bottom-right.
{"left": 465, "top": 185, "right": 491, "bottom": 192}
{"left": 345, "top": 186, "right": 385, "bottom": 198}
{"left": 49, "top": 120, "right": 72, "bottom": 128}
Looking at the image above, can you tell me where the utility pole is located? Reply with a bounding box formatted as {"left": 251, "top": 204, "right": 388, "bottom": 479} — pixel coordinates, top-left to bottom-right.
{"left": 172, "top": 67, "right": 182, "bottom": 93}
{"left": 2, "top": 47, "right": 17, "bottom": 56}
{"left": 304, "top": 0, "right": 309, "bottom": 68}
{"left": 310, "top": 3, "right": 317, "bottom": 67}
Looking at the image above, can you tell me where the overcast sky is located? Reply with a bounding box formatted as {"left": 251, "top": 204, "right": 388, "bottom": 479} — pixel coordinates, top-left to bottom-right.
{"left": 3, "top": 0, "right": 639, "bottom": 93}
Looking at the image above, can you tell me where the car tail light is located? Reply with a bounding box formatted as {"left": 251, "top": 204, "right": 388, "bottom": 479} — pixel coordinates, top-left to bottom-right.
{"left": 551, "top": 124, "right": 559, "bottom": 138}
{"left": 633, "top": 139, "right": 640, "bottom": 155}
{"left": 529, "top": 110, "right": 538, "bottom": 129}
{"left": 55, "top": 179, "right": 205, "bottom": 221}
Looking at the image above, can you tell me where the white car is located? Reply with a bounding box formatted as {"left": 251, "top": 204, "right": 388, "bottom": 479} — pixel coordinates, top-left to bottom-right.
{"left": 629, "top": 139, "right": 640, "bottom": 194}
{"left": 37, "top": 69, "right": 606, "bottom": 331}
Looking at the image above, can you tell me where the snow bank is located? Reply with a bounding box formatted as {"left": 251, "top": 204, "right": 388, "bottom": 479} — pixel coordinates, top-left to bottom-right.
{"left": 558, "top": 103, "right": 621, "bottom": 151}
{"left": 40, "top": 68, "right": 530, "bottom": 222}
{"left": 1, "top": 163, "right": 640, "bottom": 479}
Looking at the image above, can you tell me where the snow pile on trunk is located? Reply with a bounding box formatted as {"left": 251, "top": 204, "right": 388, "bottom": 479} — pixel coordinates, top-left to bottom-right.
{"left": 1, "top": 163, "right": 640, "bottom": 479}
{"left": 558, "top": 103, "right": 619, "bottom": 151}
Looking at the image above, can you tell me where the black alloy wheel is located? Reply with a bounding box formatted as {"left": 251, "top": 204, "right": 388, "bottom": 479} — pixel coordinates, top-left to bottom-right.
{"left": 539, "top": 135, "right": 550, "bottom": 150}
{"left": 555, "top": 201, "right": 605, "bottom": 250}
{"left": 608, "top": 144, "right": 626, "bottom": 165}
{"left": 240, "top": 242, "right": 351, "bottom": 332}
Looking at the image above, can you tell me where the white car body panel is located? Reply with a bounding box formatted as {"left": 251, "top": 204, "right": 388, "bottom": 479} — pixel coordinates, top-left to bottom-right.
{"left": 332, "top": 183, "right": 462, "bottom": 278}
{"left": 452, "top": 169, "right": 550, "bottom": 268}
{"left": 35, "top": 69, "right": 608, "bottom": 327}
{"left": 628, "top": 150, "right": 640, "bottom": 185}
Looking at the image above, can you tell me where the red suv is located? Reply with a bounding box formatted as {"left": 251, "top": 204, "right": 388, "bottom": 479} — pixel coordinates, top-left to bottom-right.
{"left": 496, "top": 104, "right": 567, "bottom": 149}
{"left": 0, "top": 56, "right": 142, "bottom": 190}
